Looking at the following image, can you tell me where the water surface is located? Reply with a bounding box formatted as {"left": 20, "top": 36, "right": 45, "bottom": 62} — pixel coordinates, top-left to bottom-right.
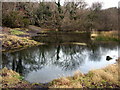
{"left": 1, "top": 32, "right": 119, "bottom": 83}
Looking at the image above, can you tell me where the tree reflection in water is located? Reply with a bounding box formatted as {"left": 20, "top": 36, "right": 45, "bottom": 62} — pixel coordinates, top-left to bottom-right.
{"left": 54, "top": 45, "right": 85, "bottom": 70}
{"left": 87, "top": 42, "right": 118, "bottom": 62}
{"left": 2, "top": 42, "right": 119, "bottom": 77}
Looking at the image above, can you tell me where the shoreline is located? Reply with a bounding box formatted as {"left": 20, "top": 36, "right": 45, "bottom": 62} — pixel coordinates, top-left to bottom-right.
{"left": 49, "top": 61, "right": 120, "bottom": 88}
{"left": 0, "top": 60, "right": 120, "bottom": 88}
{"left": 1, "top": 26, "right": 120, "bottom": 88}
{"left": 1, "top": 34, "right": 42, "bottom": 53}
{"left": 1, "top": 26, "right": 45, "bottom": 52}
{"left": 1, "top": 26, "right": 120, "bottom": 52}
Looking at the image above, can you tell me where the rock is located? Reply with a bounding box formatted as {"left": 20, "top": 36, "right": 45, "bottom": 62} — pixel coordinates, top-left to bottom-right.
{"left": 106, "top": 56, "right": 112, "bottom": 61}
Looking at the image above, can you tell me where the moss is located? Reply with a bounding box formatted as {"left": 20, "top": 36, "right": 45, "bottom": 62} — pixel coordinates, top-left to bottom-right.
{"left": 10, "top": 29, "right": 26, "bottom": 35}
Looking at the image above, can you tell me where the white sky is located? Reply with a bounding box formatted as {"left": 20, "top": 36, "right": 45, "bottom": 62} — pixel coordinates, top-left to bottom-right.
{"left": 59, "top": 0, "right": 120, "bottom": 9}
{"left": 85, "top": 0, "right": 120, "bottom": 9}
{"left": 56, "top": 0, "right": 120, "bottom": 9}
{"left": 2, "top": 0, "right": 120, "bottom": 9}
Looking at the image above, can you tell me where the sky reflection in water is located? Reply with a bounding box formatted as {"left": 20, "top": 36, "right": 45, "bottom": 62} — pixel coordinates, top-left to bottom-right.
{"left": 2, "top": 42, "right": 119, "bottom": 83}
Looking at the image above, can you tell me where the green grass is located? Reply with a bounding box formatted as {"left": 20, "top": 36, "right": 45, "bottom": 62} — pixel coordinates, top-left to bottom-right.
{"left": 95, "top": 36, "right": 120, "bottom": 42}
{"left": 10, "top": 29, "right": 25, "bottom": 35}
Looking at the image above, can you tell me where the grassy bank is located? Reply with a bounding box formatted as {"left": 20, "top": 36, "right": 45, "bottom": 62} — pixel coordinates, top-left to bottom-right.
{"left": 0, "top": 67, "right": 31, "bottom": 88}
{"left": 92, "top": 30, "right": 120, "bottom": 42}
{"left": 0, "top": 67, "right": 48, "bottom": 88}
{"left": 1, "top": 34, "right": 41, "bottom": 52}
{"left": 0, "top": 59, "right": 119, "bottom": 88}
{"left": 49, "top": 60, "right": 120, "bottom": 88}
{"left": 1, "top": 27, "right": 45, "bottom": 52}
{"left": 95, "top": 36, "right": 120, "bottom": 42}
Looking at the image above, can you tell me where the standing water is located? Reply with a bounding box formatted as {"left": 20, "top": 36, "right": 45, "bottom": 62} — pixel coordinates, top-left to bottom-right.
{"left": 1, "top": 32, "right": 119, "bottom": 83}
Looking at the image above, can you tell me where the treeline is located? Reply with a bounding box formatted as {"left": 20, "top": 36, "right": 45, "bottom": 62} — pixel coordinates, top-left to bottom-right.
{"left": 2, "top": 0, "right": 118, "bottom": 31}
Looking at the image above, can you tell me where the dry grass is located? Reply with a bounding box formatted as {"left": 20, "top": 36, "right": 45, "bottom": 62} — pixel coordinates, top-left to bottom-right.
{"left": 91, "top": 31, "right": 119, "bottom": 41}
{"left": 0, "top": 59, "right": 119, "bottom": 88}
{"left": 101, "top": 31, "right": 118, "bottom": 37}
{"left": 49, "top": 59, "right": 120, "bottom": 88}
{"left": 2, "top": 34, "right": 40, "bottom": 52}
{"left": 0, "top": 67, "right": 21, "bottom": 88}
{"left": 89, "top": 64, "right": 118, "bottom": 84}
{"left": 0, "top": 67, "right": 33, "bottom": 88}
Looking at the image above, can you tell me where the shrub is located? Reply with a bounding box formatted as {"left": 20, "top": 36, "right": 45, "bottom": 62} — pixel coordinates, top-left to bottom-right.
{"left": 2, "top": 11, "right": 30, "bottom": 28}
{"left": 22, "top": 18, "right": 30, "bottom": 27}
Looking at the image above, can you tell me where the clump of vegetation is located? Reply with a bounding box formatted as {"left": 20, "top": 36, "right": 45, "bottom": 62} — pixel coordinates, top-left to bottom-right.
{"left": 0, "top": 67, "right": 49, "bottom": 88}
{"left": 49, "top": 63, "right": 120, "bottom": 88}
{"left": 10, "top": 28, "right": 26, "bottom": 35}
{"left": 2, "top": 11, "right": 30, "bottom": 28}
{"left": 0, "top": 67, "right": 32, "bottom": 88}
{"left": 91, "top": 31, "right": 120, "bottom": 42}
{"left": 2, "top": 34, "right": 40, "bottom": 52}
{"left": 95, "top": 36, "right": 120, "bottom": 42}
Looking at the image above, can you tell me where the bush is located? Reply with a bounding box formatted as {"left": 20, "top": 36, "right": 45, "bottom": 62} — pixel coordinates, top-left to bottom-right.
{"left": 22, "top": 18, "right": 30, "bottom": 27}
{"left": 2, "top": 11, "right": 30, "bottom": 28}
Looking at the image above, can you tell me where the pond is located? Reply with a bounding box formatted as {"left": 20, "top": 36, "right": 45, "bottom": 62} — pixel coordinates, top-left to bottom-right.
{"left": 1, "top": 32, "right": 119, "bottom": 83}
